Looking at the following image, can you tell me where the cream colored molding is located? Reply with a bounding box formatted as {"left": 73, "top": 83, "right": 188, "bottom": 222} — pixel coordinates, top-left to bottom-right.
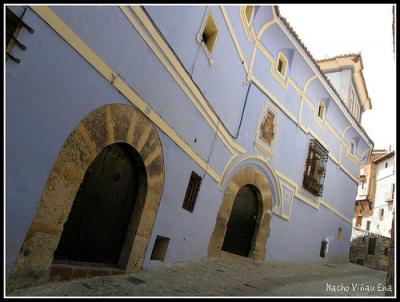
{"left": 271, "top": 10, "right": 372, "bottom": 148}
{"left": 342, "top": 124, "right": 353, "bottom": 138}
{"left": 256, "top": 39, "right": 274, "bottom": 63}
{"left": 279, "top": 178, "right": 295, "bottom": 219}
{"left": 341, "top": 125, "right": 362, "bottom": 164}
{"left": 255, "top": 39, "right": 352, "bottom": 152}
{"left": 252, "top": 74, "right": 359, "bottom": 183}
{"left": 314, "top": 100, "right": 326, "bottom": 130}
{"left": 32, "top": 5, "right": 360, "bottom": 222}
{"left": 307, "top": 128, "right": 359, "bottom": 183}
{"left": 298, "top": 75, "right": 316, "bottom": 127}
{"left": 220, "top": 5, "right": 249, "bottom": 73}
{"left": 319, "top": 199, "right": 353, "bottom": 224}
{"left": 325, "top": 121, "right": 343, "bottom": 143}
{"left": 124, "top": 6, "right": 247, "bottom": 155}
{"left": 255, "top": 103, "right": 279, "bottom": 157}
{"left": 30, "top": 6, "right": 222, "bottom": 184}
{"left": 274, "top": 169, "right": 352, "bottom": 224}
{"left": 255, "top": 8, "right": 371, "bottom": 151}
{"left": 288, "top": 78, "right": 303, "bottom": 96}
{"left": 270, "top": 51, "right": 289, "bottom": 89}
{"left": 257, "top": 18, "right": 276, "bottom": 40}
{"left": 251, "top": 76, "right": 299, "bottom": 124}
{"left": 344, "top": 141, "right": 360, "bottom": 165}
{"left": 217, "top": 154, "right": 282, "bottom": 213}
{"left": 303, "top": 75, "right": 318, "bottom": 94}
{"left": 239, "top": 5, "right": 255, "bottom": 41}
{"left": 196, "top": 8, "right": 219, "bottom": 65}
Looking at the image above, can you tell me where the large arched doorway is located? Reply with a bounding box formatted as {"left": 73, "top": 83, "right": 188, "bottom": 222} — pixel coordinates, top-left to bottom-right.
{"left": 54, "top": 143, "right": 146, "bottom": 266}
{"left": 7, "top": 104, "right": 164, "bottom": 291}
{"left": 222, "top": 185, "right": 259, "bottom": 257}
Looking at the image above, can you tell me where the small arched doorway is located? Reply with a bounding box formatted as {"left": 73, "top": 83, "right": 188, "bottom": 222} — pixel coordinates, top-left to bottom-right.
{"left": 221, "top": 185, "right": 259, "bottom": 257}
{"left": 208, "top": 166, "right": 273, "bottom": 261}
{"left": 54, "top": 143, "right": 146, "bottom": 266}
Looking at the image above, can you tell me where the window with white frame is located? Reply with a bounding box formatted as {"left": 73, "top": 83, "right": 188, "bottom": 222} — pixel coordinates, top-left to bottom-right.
{"left": 276, "top": 52, "right": 288, "bottom": 79}
{"left": 244, "top": 5, "right": 255, "bottom": 26}
{"left": 350, "top": 140, "right": 356, "bottom": 156}
{"left": 317, "top": 101, "right": 325, "bottom": 121}
{"left": 198, "top": 10, "right": 219, "bottom": 60}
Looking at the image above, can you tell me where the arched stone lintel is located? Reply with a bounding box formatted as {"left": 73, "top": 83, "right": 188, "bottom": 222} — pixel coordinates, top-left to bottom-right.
{"left": 7, "top": 103, "right": 164, "bottom": 291}
{"left": 208, "top": 165, "right": 274, "bottom": 262}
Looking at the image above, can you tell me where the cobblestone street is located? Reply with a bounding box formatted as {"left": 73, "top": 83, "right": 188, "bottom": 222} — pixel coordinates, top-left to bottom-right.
{"left": 8, "top": 258, "right": 390, "bottom": 297}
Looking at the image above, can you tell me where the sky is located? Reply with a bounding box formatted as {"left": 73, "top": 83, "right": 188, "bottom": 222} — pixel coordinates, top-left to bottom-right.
{"left": 279, "top": 4, "right": 396, "bottom": 151}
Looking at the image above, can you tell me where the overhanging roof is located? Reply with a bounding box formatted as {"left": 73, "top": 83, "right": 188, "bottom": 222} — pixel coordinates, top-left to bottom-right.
{"left": 317, "top": 54, "right": 372, "bottom": 111}
{"left": 273, "top": 6, "right": 374, "bottom": 147}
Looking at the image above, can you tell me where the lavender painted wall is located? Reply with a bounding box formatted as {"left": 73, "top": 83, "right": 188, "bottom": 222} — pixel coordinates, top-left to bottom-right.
{"left": 6, "top": 5, "right": 373, "bottom": 278}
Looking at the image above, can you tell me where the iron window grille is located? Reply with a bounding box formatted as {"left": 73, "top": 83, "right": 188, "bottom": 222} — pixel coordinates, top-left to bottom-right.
{"left": 6, "top": 7, "right": 34, "bottom": 63}
{"left": 302, "top": 138, "right": 328, "bottom": 197}
{"left": 182, "top": 171, "right": 202, "bottom": 213}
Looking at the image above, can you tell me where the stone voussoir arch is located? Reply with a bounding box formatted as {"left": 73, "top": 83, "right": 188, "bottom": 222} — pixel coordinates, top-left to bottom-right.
{"left": 8, "top": 103, "right": 164, "bottom": 290}
{"left": 208, "top": 166, "right": 272, "bottom": 261}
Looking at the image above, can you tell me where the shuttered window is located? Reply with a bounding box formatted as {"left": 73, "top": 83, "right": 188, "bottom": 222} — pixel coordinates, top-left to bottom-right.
{"left": 182, "top": 171, "right": 202, "bottom": 213}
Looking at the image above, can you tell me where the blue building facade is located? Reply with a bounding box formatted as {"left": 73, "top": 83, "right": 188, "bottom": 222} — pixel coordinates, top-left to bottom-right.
{"left": 5, "top": 5, "right": 373, "bottom": 289}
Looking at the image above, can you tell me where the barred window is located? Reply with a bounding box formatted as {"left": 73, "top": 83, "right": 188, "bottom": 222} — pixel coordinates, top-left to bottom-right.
{"left": 182, "top": 171, "right": 202, "bottom": 213}
{"left": 6, "top": 7, "right": 34, "bottom": 63}
{"left": 302, "top": 138, "right": 328, "bottom": 197}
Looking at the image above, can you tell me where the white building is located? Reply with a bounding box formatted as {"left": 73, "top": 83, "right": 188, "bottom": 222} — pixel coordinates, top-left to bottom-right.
{"left": 353, "top": 150, "right": 395, "bottom": 238}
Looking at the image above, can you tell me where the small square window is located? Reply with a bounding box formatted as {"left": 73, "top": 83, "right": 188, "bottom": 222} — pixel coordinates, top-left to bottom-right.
{"left": 150, "top": 236, "right": 170, "bottom": 261}
{"left": 182, "top": 171, "right": 202, "bottom": 213}
{"left": 276, "top": 53, "right": 288, "bottom": 78}
{"left": 337, "top": 227, "right": 343, "bottom": 240}
{"left": 317, "top": 102, "right": 325, "bottom": 121}
{"left": 244, "top": 6, "right": 255, "bottom": 26}
{"left": 350, "top": 141, "right": 356, "bottom": 156}
{"left": 199, "top": 11, "right": 218, "bottom": 56}
{"left": 355, "top": 215, "right": 362, "bottom": 227}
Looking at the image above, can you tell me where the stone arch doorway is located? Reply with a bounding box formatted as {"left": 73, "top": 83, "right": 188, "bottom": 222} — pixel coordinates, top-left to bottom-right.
{"left": 53, "top": 142, "right": 147, "bottom": 267}
{"left": 208, "top": 167, "right": 272, "bottom": 261}
{"left": 8, "top": 104, "right": 164, "bottom": 290}
{"left": 221, "top": 185, "right": 260, "bottom": 257}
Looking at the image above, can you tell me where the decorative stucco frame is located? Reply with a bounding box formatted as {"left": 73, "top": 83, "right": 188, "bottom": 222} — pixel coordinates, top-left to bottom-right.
{"left": 255, "top": 103, "right": 278, "bottom": 158}
{"left": 7, "top": 104, "right": 164, "bottom": 290}
{"left": 208, "top": 167, "right": 272, "bottom": 261}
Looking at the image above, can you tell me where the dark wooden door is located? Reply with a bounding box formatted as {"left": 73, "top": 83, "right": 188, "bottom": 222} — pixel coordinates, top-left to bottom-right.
{"left": 222, "top": 185, "right": 258, "bottom": 257}
{"left": 54, "top": 143, "right": 139, "bottom": 265}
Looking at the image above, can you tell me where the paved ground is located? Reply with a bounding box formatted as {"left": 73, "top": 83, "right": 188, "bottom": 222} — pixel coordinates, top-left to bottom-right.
{"left": 8, "top": 258, "right": 390, "bottom": 297}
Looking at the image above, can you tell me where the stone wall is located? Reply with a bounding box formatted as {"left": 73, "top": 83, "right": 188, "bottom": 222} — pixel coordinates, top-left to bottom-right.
{"left": 349, "top": 229, "right": 390, "bottom": 271}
